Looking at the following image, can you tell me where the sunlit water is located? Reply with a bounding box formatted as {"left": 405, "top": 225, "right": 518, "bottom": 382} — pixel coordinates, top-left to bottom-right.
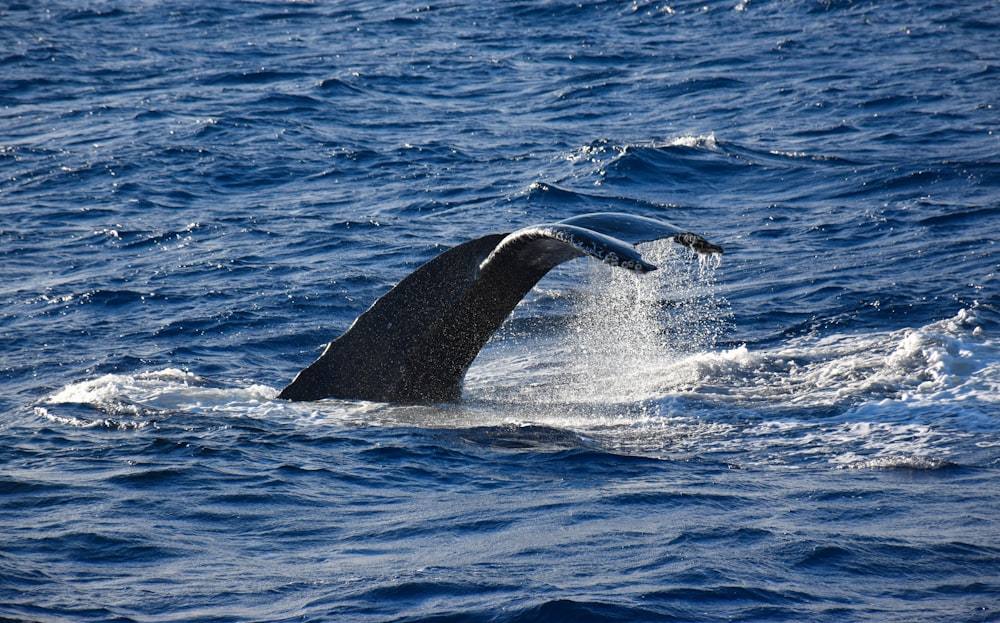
{"left": 3, "top": 1, "right": 999, "bottom": 622}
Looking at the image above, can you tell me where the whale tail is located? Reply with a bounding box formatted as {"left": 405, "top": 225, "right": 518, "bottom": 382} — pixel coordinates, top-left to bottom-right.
{"left": 278, "top": 212, "right": 722, "bottom": 403}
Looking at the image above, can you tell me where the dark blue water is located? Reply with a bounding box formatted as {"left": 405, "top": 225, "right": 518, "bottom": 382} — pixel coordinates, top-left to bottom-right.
{"left": 2, "top": 1, "right": 999, "bottom": 621}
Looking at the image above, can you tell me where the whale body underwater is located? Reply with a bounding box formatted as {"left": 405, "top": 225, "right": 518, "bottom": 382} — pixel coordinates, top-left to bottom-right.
{"left": 278, "top": 212, "right": 723, "bottom": 403}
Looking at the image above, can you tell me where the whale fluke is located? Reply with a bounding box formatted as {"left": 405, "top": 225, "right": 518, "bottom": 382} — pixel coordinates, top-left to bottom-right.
{"left": 278, "top": 212, "right": 722, "bottom": 403}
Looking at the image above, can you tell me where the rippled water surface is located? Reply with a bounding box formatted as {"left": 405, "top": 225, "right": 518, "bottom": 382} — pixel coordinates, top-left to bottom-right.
{"left": 2, "top": 1, "right": 999, "bottom": 621}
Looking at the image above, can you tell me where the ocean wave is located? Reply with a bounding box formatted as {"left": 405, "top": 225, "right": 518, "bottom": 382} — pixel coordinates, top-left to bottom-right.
{"left": 5, "top": 0, "right": 1000, "bottom": 620}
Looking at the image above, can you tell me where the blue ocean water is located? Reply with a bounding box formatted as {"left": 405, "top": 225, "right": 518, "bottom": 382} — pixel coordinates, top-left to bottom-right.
{"left": 2, "top": 0, "right": 999, "bottom": 621}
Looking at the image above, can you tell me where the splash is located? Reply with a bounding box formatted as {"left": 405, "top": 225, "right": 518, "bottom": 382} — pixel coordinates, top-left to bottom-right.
{"left": 467, "top": 240, "right": 731, "bottom": 408}
{"left": 559, "top": 241, "right": 731, "bottom": 402}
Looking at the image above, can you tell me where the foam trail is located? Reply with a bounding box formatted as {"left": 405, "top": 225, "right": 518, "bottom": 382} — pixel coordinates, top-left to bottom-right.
{"left": 40, "top": 369, "right": 280, "bottom": 427}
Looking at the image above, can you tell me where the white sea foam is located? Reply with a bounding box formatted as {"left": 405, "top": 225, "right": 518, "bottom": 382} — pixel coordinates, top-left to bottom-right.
{"left": 666, "top": 133, "right": 719, "bottom": 150}
{"left": 718, "top": 307, "right": 996, "bottom": 413}
{"left": 41, "top": 368, "right": 279, "bottom": 426}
